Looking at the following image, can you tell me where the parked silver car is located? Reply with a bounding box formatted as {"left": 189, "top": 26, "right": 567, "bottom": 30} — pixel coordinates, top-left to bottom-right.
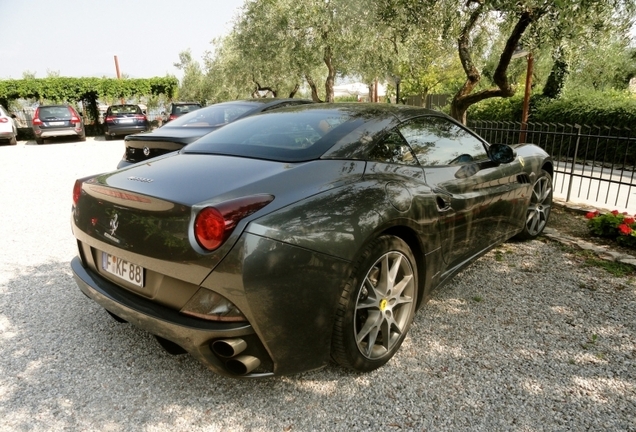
{"left": 0, "top": 106, "right": 18, "bottom": 145}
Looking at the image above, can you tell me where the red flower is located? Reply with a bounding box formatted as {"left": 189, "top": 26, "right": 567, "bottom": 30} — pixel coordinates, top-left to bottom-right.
{"left": 624, "top": 217, "right": 635, "bottom": 225}
{"left": 611, "top": 210, "right": 620, "bottom": 215}
{"left": 585, "top": 212, "right": 597, "bottom": 219}
{"left": 618, "top": 224, "right": 632, "bottom": 235}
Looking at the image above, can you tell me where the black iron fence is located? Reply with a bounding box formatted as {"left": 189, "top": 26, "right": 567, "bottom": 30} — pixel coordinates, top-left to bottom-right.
{"left": 468, "top": 120, "right": 636, "bottom": 212}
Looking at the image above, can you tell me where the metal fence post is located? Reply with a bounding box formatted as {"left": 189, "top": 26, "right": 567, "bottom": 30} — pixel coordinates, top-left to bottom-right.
{"left": 566, "top": 124, "right": 582, "bottom": 203}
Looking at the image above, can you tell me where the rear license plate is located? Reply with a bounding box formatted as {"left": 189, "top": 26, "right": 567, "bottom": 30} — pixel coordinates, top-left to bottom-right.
{"left": 49, "top": 121, "right": 64, "bottom": 126}
{"left": 101, "top": 252, "right": 144, "bottom": 287}
{"left": 119, "top": 119, "right": 133, "bottom": 124}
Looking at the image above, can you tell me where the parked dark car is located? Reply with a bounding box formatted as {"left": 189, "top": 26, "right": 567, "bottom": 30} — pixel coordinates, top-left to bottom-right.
{"left": 71, "top": 103, "right": 553, "bottom": 378}
{"left": 163, "top": 102, "right": 202, "bottom": 123}
{"left": 32, "top": 105, "right": 86, "bottom": 144}
{"left": 118, "top": 98, "right": 313, "bottom": 168}
{"left": 103, "top": 104, "right": 150, "bottom": 140}
{"left": 0, "top": 106, "right": 18, "bottom": 145}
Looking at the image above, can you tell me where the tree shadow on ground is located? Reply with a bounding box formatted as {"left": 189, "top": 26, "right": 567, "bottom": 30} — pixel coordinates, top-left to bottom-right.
{"left": 0, "top": 248, "right": 634, "bottom": 431}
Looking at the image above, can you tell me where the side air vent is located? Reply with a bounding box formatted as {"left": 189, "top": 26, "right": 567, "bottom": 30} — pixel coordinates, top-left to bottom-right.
{"left": 517, "top": 174, "right": 531, "bottom": 184}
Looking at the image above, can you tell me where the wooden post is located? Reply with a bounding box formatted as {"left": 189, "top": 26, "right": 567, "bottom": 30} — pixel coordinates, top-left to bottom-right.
{"left": 519, "top": 53, "right": 534, "bottom": 144}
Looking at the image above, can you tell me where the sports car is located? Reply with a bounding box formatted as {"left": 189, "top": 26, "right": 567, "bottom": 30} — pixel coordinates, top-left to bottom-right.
{"left": 70, "top": 103, "right": 553, "bottom": 378}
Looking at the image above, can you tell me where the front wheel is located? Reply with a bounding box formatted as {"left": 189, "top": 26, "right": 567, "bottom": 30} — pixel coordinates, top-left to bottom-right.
{"left": 516, "top": 169, "right": 552, "bottom": 240}
{"left": 331, "top": 235, "right": 418, "bottom": 372}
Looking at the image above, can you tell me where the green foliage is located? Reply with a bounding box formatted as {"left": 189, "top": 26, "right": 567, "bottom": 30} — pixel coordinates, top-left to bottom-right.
{"left": 466, "top": 93, "right": 524, "bottom": 121}
{"left": 0, "top": 76, "right": 178, "bottom": 104}
{"left": 586, "top": 210, "right": 636, "bottom": 249}
{"left": 533, "top": 90, "right": 636, "bottom": 127}
{"left": 467, "top": 89, "right": 636, "bottom": 128}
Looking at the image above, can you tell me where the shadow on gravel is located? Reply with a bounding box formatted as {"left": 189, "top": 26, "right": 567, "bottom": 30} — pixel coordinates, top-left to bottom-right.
{"left": 1, "top": 248, "right": 634, "bottom": 431}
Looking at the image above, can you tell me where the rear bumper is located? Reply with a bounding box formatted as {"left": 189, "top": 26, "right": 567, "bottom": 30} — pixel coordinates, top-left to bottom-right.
{"left": 71, "top": 256, "right": 273, "bottom": 378}
{"left": 36, "top": 128, "right": 83, "bottom": 138}
{"left": 105, "top": 125, "right": 148, "bottom": 136}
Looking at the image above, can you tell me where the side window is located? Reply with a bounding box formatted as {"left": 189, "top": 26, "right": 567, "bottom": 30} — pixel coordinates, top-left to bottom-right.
{"left": 368, "top": 130, "right": 418, "bottom": 165}
{"left": 398, "top": 116, "right": 488, "bottom": 166}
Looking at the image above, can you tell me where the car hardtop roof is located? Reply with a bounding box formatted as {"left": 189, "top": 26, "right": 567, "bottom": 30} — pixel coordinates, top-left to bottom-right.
{"left": 214, "top": 98, "right": 313, "bottom": 105}
{"left": 265, "top": 102, "right": 446, "bottom": 120}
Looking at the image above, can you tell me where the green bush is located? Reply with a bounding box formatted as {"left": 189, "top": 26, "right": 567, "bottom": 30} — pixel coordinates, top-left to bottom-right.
{"left": 466, "top": 93, "right": 524, "bottom": 121}
{"left": 586, "top": 210, "right": 636, "bottom": 249}
{"left": 466, "top": 89, "right": 636, "bottom": 128}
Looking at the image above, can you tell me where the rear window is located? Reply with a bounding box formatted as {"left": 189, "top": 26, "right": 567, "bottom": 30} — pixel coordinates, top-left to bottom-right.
{"left": 108, "top": 105, "right": 141, "bottom": 115}
{"left": 183, "top": 109, "right": 359, "bottom": 162}
{"left": 172, "top": 104, "right": 201, "bottom": 115}
{"left": 38, "top": 106, "right": 71, "bottom": 119}
{"left": 167, "top": 103, "right": 254, "bottom": 128}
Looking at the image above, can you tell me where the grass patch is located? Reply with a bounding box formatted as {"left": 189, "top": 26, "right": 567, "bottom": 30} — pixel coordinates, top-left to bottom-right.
{"left": 552, "top": 243, "right": 636, "bottom": 277}
{"left": 581, "top": 254, "right": 635, "bottom": 277}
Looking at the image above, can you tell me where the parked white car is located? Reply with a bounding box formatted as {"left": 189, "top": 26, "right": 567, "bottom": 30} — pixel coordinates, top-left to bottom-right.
{"left": 0, "top": 106, "right": 18, "bottom": 145}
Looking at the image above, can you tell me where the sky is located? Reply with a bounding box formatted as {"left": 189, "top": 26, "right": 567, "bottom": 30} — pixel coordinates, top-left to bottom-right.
{"left": 0, "top": 0, "right": 245, "bottom": 80}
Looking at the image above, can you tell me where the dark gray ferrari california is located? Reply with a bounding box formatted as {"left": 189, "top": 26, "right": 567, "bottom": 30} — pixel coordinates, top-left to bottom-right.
{"left": 71, "top": 103, "right": 552, "bottom": 378}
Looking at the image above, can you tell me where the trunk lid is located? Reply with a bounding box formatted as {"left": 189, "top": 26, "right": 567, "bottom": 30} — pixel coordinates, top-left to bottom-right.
{"left": 74, "top": 152, "right": 364, "bottom": 263}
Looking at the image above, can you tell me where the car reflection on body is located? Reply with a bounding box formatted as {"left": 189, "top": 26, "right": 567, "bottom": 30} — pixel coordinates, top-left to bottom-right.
{"left": 70, "top": 103, "right": 553, "bottom": 378}
{"left": 118, "top": 98, "right": 313, "bottom": 168}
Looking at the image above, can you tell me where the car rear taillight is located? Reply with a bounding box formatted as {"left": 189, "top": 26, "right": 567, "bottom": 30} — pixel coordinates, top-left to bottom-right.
{"left": 0, "top": 118, "right": 7, "bottom": 123}
{"left": 73, "top": 180, "right": 83, "bottom": 205}
{"left": 134, "top": 114, "right": 147, "bottom": 121}
{"left": 169, "top": 114, "right": 177, "bottom": 121}
{"left": 194, "top": 195, "right": 274, "bottom": 251}
{"left": 105, "top": 116, "right": 115, "bottom": 123}
{"left": 32, "top": 108, "right": 43, "bottom": 126}
{"left": 70, "top": 116, "right": 81, "bottom": 124}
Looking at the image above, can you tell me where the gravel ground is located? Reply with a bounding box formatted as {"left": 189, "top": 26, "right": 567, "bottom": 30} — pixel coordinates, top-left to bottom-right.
{"left": 1, "top": 138, "right": 635, "bottom": 431}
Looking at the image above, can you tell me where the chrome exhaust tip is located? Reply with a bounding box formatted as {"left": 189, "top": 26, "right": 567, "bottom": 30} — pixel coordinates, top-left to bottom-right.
{"left": 226, "top": 355, "right": 261, "bottom": 375}
{"left": 211, "top": 338, "right": 247, "bottom": 358}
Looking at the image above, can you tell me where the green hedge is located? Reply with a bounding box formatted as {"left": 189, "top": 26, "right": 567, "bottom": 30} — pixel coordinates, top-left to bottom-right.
{"left": 0, "top": 77, "right": 178, "bottom": 104}
{"left": 466, "top": 90, "right": 636, "bottom": 128}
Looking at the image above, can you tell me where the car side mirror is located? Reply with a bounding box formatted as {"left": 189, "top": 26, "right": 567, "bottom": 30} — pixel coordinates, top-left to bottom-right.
{"left": 489, "top": 143, "right": 516, "bottom": 164}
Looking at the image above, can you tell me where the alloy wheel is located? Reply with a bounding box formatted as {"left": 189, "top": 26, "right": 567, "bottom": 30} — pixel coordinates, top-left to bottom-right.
{"left": 354, "top": 251, "right": 415, "bottom": 359}
{"left": 526, "top": 175, "right": 552, "bottom": 236}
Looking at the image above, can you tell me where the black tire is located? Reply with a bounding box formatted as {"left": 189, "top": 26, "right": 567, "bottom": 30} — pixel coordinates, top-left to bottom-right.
{"left": 105, "top": 134, "right": 112, "bottom": 141}
{"left": 331, "top": 235, "right": 418, "bottom": 372}
{"left": 516, "top": 169, "right": 553, "bottom": 240}
{"left": 35, "top": 138, "right": 44, "bottom": 145}
{"left": 79, "top": 134, "right": 86, "bottom": 142}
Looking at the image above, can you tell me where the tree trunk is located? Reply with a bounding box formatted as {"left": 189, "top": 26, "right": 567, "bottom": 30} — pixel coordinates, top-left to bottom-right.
{"left": 288, "top": 83, "right": 300, "bottom": 98}
{"left": 252, "top": 80, "right": 278, "bottom": 98}
{"left": 450, "top": 5, "right": 538, "bottom": 124}
{"left": 323, "top": 45, "right": 335, "bottom": 103}
{"left": 305, "top": 75, "right": 323, "bottom": 102}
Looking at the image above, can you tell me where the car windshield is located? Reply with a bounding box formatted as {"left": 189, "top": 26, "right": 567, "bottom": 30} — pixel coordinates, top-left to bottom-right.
{"left": 39, "top": 106, "right": 71, "bottom": 119}
{"left": 183, "top": 109, "right": 360, "bottom": 162}
{"left": 166, "top": 103, "right": 255, "bottom": 128}
{"left": 109, "top": 105, "right": 140, "bottom": 115}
